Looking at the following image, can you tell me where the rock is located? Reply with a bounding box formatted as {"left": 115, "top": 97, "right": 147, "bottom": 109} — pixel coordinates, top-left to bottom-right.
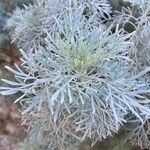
{"left": 0, "top": 96, "right": 25, "bottom": 138}
{"left": 0, "top": 135, "right": 18, "bottom": 150}
{"left": 5, "top": 123, "right": 16, "bottom": 135}
{"left": 0, "top": 99, "right": 9, "bottom": 121}
{"left": 9, "top": 111, "right": 21, "bottom": 122}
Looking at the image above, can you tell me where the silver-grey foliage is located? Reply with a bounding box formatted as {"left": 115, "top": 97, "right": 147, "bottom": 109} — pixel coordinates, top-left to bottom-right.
{"left": 115, "top": 0, "right": 150, "bottom": 68}
{"left": 128, "top": 117, "right": 150, "bottom": 149}
{"left": 115, "top": 1, "right": 150, "bottom": 149}
{"left": 7, "top": 0, "right": 111, "bottom": 50}
{"left": 1, "top": 0, "right": 150, "bottom": 149}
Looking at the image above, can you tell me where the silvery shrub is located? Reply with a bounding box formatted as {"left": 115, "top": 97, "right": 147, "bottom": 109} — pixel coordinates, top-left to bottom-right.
{"left": 1, "top": 0, "right": 150, "bottom": 149}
